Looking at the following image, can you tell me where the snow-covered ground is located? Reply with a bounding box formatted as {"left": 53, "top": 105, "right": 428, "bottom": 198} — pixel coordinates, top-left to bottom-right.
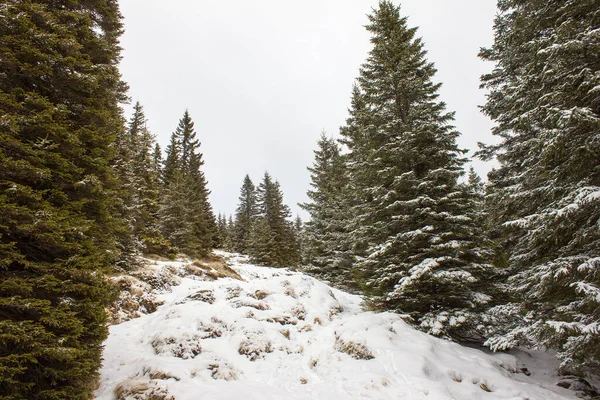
{"left": 96, "top": 252, "right": 577, "bottom": 400}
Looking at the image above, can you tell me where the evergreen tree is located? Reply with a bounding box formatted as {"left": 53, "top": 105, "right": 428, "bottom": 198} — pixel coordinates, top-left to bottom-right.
{"left": 340, "top": 1, "right": 493, "bottom": 338}
{"left": 158, "top": 111, "right": 216, "bottom": 257}
{"left": 478, "top": 0, "right": 600, "bottom": 375}
{"left": 223, "top": 215, "right": 236, "bottom": 252}
{"left": 301, "top": 133, "right": 353, "bottom": 287}
{"left": 127, "top": 102, "right": 167, "bottom": 255}
{"left": 234, "top": 175, "right": 259, "bottom": 253}
{"left": 0, "top": 1, "right": 124, "bottom": 397}
{"left": 249, "top": 173, "right": 299, "bottom": 266}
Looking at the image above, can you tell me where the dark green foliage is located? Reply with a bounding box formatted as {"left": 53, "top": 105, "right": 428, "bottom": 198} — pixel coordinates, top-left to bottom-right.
{"left": 0, "top": 0, "right": 124, "bottom": 398}
{"left": 234, "top": 175, "right": 259, "bottom": 253}
{"left": 247, "top": 173, "right": 299, "bottom": 267}
{"left": 158, "top": 111, "right": 216, "bottom": 257}
{"left": 479, "top": 0, "right": 600, "bottom": 375}
{"left": 337, "top": 1, "right": 494, "bottom": 338}
{"left": 300, "top": 133, "right": 354, "bottom": 289}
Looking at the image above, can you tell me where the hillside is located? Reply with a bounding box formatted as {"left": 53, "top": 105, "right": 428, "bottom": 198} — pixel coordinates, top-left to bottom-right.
{"left": 95, "top": 252, "right": 578, "bottom": 400}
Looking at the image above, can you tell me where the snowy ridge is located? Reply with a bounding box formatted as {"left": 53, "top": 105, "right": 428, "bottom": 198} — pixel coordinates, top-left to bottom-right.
{"left": 96, "top": 252, "right": 576, "bottom": 400}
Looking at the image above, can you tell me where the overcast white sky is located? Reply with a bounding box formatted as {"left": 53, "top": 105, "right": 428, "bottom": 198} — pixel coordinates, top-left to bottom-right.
{"left": 118, "top": 0, "right": 498, "bottom": 219}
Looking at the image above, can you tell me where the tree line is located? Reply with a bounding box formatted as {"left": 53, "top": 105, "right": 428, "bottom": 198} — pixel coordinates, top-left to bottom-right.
{"left": 298, "top": 0, "right": 599, "bottom": 380}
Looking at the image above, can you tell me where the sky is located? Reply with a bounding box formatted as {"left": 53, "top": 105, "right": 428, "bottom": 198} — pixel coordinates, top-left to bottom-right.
{"left": 118, "top": 0, "right": 499, "bottom": 219}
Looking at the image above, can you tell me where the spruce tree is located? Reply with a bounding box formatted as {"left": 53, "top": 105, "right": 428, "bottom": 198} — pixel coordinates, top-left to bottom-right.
{"left": 0, "top": 1, "right": 124, "bottom": 397}
{"left": 249, "top": 173, "right": 299, "bottom": 267}
{"left": 479, "top": 0, "right": 600, "bottom": 374}
{"left": 340, "top": 1, "right": 494, "bottom": 338}
{"left": 126, "top": 102, "right": 167, "bottom": 256}
{"left": 234, "top": 175, "right": 259, "bottom": 253}
{"left": 301, "top": 133, "right": 353, "bottom": 287}
{"left": 159, "top": 111, "right": 216, "bottom": 257}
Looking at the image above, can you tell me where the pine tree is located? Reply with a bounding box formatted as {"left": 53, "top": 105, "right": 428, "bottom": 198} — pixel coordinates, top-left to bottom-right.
{"left": 234, "top": 175, "right": 258, "bottom": 253}
{"left": 301, "top": 133, "right": 353, "bottom": 287}
{"left": 478, "top": 0, "right": 600, "bottom": 375}
{"left": 340, "top": 1, "right": 494, "bottom": 338}
{"left": 223, "top": 215, "right": 236, "bottom": 252}
{"left": 0, "top": 1, "right": 124, "bottom": 397}
{"left": 159, "top": 111, "right": 216, "bottom": 257}
{"left": 126, "top": 102, "right": 167, "bottom": 255}
{"left": 249, "top": 173, "right": 299, "bottom": 266}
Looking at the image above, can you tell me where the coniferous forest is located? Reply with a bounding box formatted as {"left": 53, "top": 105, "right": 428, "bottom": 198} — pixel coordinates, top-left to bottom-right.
{"left": 1, "top": 0, "right": 599, "bottom": 398}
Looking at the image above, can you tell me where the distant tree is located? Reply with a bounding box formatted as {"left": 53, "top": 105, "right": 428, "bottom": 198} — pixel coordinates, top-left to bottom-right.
{"left": 248, "top": 173, "right": 299, "bottom": 266}
{"left": 159, "top": 111, "right": 216, "bottom": 257}
{"left": 478, "top": 0, "right": 600, "bottom": 375}
{"left": 234, "top": 175, "right": 259, "bottom": 253}
{"left": 0, "top": 0, "right": 125, "bottom": 397}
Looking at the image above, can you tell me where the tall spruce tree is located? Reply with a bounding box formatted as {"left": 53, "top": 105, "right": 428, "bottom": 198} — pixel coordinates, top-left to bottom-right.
{"left": 126, "top": 102, "right": 166, "bottom": 255}
{"left": 301, "top": 133, "right": 353, "bottom": 288}
{"left": 340, "top": 1, "right": 494, "bottom": 338}
{"left": 234, "top": 175, "right": 258, "bottom": 253}
{"left": 0, "top": 1, "right": 125, "bottom": 397}
{"left": 479, "top": 0, "right": 600, "bottom": 374}
{"left": 159, "top": 111, "right": 216, "bottom": 257}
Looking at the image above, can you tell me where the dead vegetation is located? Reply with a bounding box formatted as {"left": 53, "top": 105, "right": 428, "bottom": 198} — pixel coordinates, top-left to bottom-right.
{"left": 208, "top": 363, "right": 240, "bottom": 381}
{"left": 141, "top": 366, "right": 180, "bottom": 381}
{"left": 114, "top": 377, "right": 174, "bottom": 400}
{"left": 192, "top": 254, "right": 242, "bottom": 281}
{"left": 187, "top": 289, "right": 215, "bottom": 304}
{"left": 231, "top": 299, "right": 270, "bottom": 310}
{"left": 238, "top": 338, "right": 273, "bottom": 361}
{"left": 249, "top": 289, "right": 270, "bottom": 300}
{"left": 335, "top": 338, "right": 375, "bottom": 360}
{"left": 151, "top": 334, "right": 202, "bottom": 359}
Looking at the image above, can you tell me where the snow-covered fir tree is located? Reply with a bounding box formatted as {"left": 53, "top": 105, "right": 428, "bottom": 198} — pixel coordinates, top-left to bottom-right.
{"left": 301, "top": 133, "right": 354, "bottom": 288}
{"left": 340, "top": 1, "right": 494, "bottom": 339}
{"left": 478, "top": 0, "right": 600, "bottom": 375}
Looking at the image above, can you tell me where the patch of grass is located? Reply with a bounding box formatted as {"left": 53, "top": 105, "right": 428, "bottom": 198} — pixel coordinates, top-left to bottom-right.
{"left": 192, "top": 254, "right": 242, "bottom": 281}
{"left": 300, "top": 377, "right": 308, "bottom": 384}
{"left": 114, "top": 378, "right": 174, "bottom": 400}
{"left": 335, "top": 338, "right": 375, "bottom": 360}
{"left": 141, "top": 366, "right": 180, "bottom": 381}
{"left": 238, "top": 338, "right": 273, "bottom": 361}
{"left": 187, "top": 289, "right": 215, "bottom": 304}
{"left": 249, "top": 290, "right": 270, "bottom": 300}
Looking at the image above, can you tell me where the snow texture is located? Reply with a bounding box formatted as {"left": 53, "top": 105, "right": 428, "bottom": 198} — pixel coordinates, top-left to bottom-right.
{"left": 96, "top": 252, "right": 576, "bottom": 400}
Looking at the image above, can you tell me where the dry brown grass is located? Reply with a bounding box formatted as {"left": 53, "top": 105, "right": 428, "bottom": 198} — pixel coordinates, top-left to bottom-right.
{"left": 300, "top": 377, "right": 308, "bottom": 384}
{"left": 335, "top": 338, "right": 375, "bottom": 360}
{"left": 298, "top": 324, "right": 313, "bottom": 332}
{"left": 187, "top": 289, "right": 215, "bottom": 304}
{"left": 249, "top": 290, "right": 270, "bottom": 300}
{"left": 141, "top": 366, "right": 180, "bottom": 381}
{"left": 192, "top": 254, "right": 242, "bottom": 281}
{"left": 114, "top": 378, "right": 174, "bottom": 400}
{"left": 449, "top": 371, "right": 463, "bottom": 383}
{"left": 231, "top": 299, "right": 270, "bottom": 310}
{"left": 208, "top": 363, "right": 239, "bottom": 381}
{"left": 328, "top": 305, "right": 344, "bottom": 320}
{"left": 238, "top": 339, "right": 273, "bottom": 361}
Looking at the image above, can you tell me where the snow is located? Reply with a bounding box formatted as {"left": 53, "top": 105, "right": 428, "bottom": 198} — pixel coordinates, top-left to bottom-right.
{"left": 96, "top": 252, "right": 577, "bottom": 400}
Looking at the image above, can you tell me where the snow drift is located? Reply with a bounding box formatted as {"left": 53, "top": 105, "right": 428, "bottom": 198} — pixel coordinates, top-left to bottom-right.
{"left": 95, "top": 252, "right": 576, "bottom": 400}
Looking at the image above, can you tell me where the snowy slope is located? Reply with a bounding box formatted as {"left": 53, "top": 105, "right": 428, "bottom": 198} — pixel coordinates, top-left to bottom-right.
{"left": 96, "top": 252, "right": 576, "bottom": 400}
